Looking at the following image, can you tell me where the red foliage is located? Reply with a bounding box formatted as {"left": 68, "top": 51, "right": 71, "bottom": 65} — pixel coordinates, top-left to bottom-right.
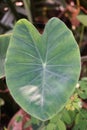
{"left": 8, "top": 109, "right": 32, "bottom": 130}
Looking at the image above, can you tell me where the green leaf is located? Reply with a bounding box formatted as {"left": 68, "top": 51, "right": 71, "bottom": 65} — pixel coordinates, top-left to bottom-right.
{"left": 77, "top": 14, "right": 87, "bottom": 26}
{"left": 78, "top": 90, "right": 87, "bottom": 99}
{"left": 61, "top": 109, "right": 72, "bottom": 125}
{"left": 24, "top": 119, "right": 31, "bottom": 129}
{"left": 57, "top": 119, "right": 66, "bottom": 130}
{"left": 75, "top": 109, "right": 87, "bottom": 127}
{"left": 50, "top": 112, "right": 62, "bottom": 123}
{"left": 73, "top": 120, "right": 87, "bottom": 130}
{"left": 78, "top": 78, "right": 87, "bottom": 99}
{"left": 75, "top": 113, "right": 81, "bottom": 124}
{"left": 81, "top": 77, "right": 87, "bottom": 81}
{"left": 46, "top": 123, "right": 56, "bottom": 130}
{"left": 31, "top": 117, "right": 40, "bottom": 125}
{"left": 15, "top": 115, "right": 23, "bottom": 122}
{"left": 5, "top": 18, "right": 81, "bottom": 121}
{"left": 0, "top": 34, "right": 11, "bottom": 78}
{"left": 68, "top": 110, "right": 77, "bottom": 122}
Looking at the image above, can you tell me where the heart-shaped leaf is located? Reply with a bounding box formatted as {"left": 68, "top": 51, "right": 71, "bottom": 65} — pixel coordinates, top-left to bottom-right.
{"left": 5, "top": 18, "right": 81, "bottom": 121}
{"left": 0, "top": 34, "right": 11, "bottom": 78}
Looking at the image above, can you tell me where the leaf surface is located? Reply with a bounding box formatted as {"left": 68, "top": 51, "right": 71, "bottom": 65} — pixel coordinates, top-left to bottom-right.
{"left": 5, "top": 18, "right": 81, "bottom": 120}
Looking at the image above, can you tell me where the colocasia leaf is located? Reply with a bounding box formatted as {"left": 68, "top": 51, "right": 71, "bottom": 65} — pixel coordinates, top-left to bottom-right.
{"left": 5, "top": 18, "right": 81, "bottom": 121}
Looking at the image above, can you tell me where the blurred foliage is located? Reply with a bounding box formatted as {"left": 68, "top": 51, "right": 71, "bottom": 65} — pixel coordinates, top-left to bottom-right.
{"left": 77, "top": 77, "right": 87, "bottom": 99}
{"left": 0, "top": 0, "right": 87, "bottom": 129}
{"left": 0, "top": 0, "right": 87, "bottom": 51}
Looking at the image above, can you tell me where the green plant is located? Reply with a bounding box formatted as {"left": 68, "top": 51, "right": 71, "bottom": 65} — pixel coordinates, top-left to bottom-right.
{"left": 0, "top": 34, "right": 11, "bottom": 78}
{"left": 77, "top": 14, "right": 87, "bottom": 27}
{"left": 0, "top": 17, "right": 81, "bottom": 129}
{"left": 77, "top": 77, "right": 87, "bottom": 99}
{"left": 77, "top": 14, "right": 87, "bottom": 47}
{"left": 73, "top": 109, "right": 87, "bottom": 130}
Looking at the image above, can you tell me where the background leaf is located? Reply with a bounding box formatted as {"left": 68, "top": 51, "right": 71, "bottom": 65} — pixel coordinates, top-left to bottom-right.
{"left": 57, "top": 119, "right": 66, "bottom": 130}
{"left": 77, "top": 14, "right": 87, "bottom": 26}
{"left": 0, "top": 34, "right": 11, "bottom": 78}
{"left": 46, "top": 123, "right": 56, "bottom": 130}
{"left": 61, "top": 109, "right": 72, "bottom": 125}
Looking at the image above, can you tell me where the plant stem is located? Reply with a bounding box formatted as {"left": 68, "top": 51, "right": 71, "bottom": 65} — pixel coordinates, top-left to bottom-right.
{"left": 81, "top": 56, "right": 87, "bottom": 62}
{"left": 76, "top": 0, "right": 80, "bottom": 7}
{"left": 0, "top": 22, "right": 11, "bottom": 30}
{"left": 79, "top": 25, "right": 85, "bottom": 48}
{"left": 23, "top": 0, "right": 33, "bottom": 23}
